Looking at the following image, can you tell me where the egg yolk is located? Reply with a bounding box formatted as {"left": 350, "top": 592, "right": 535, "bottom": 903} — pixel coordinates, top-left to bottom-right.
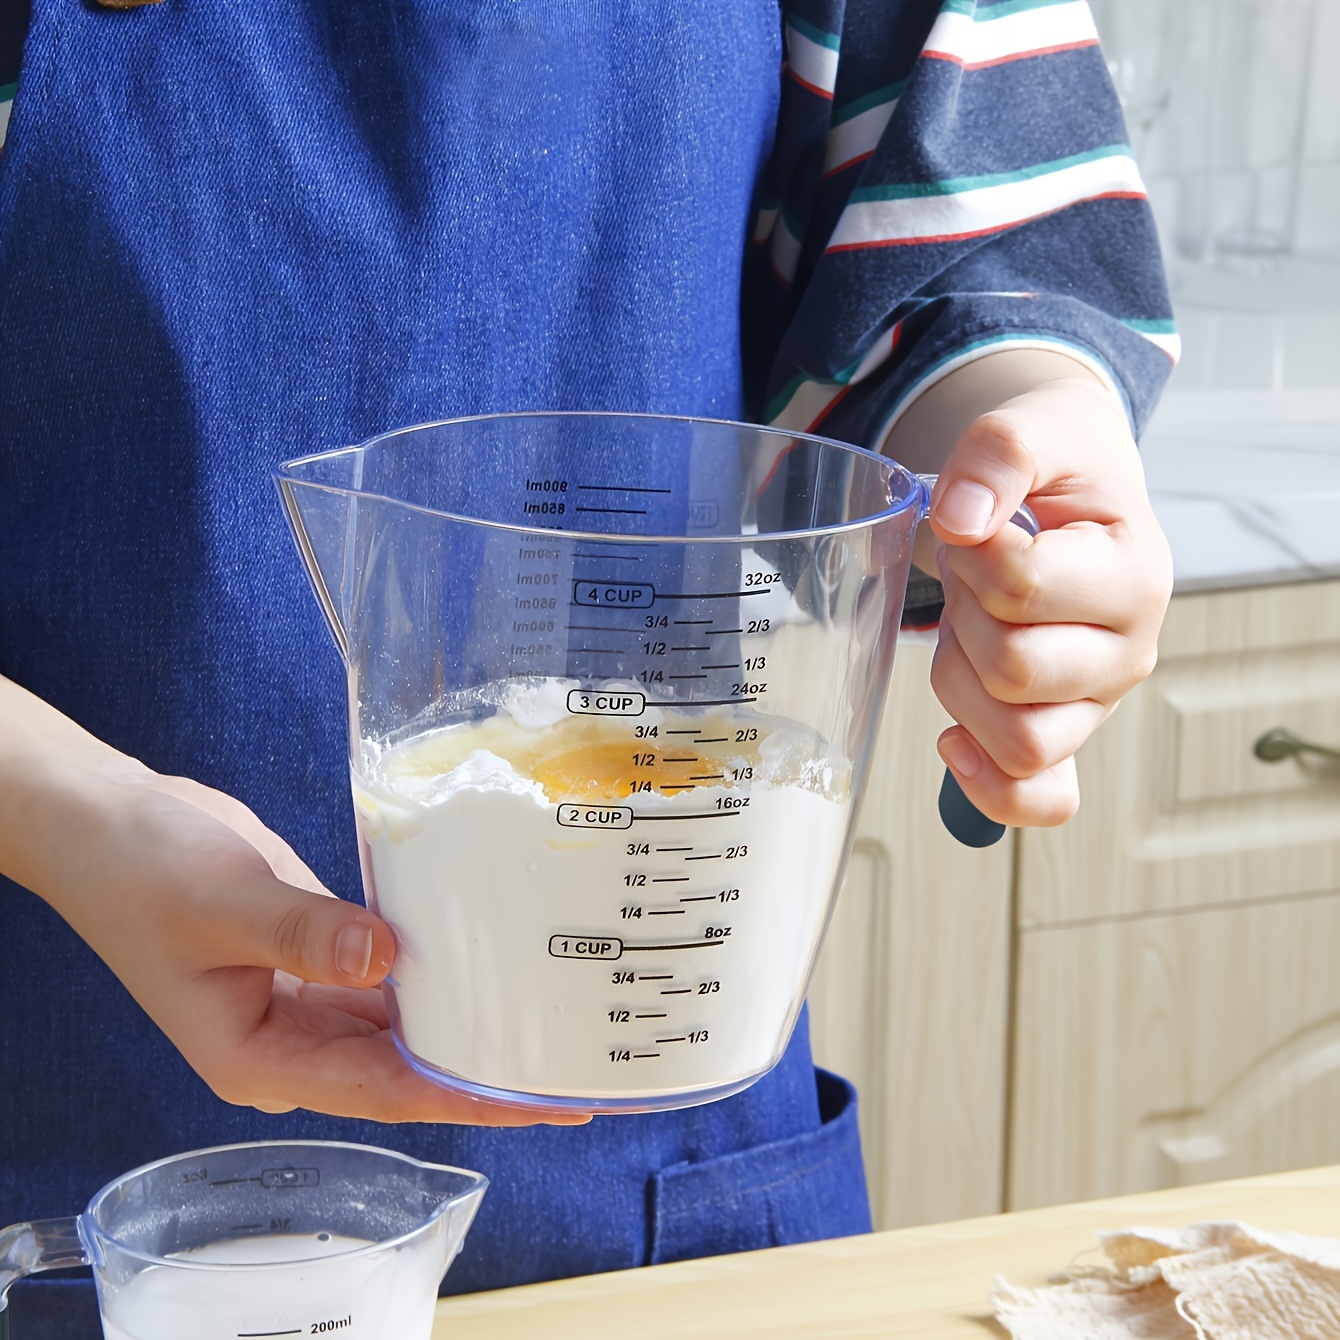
{"left": 528, "top": 734, "right": 740, "bottom": 799}
{"left": 381, "top": 711, "right": 765, "bottom": 804}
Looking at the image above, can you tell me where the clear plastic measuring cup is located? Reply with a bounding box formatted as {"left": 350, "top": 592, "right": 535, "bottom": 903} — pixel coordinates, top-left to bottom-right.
{"left": 277, "top": 412, "right": 988, "bottom": 1114}
{"left": 0, "top": 1141, "right": 486, "bottom": 1340}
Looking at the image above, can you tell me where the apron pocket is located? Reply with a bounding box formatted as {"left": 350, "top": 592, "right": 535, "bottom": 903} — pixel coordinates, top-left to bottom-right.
{"left": 648, "top": 1067, "right": 872, "bottom": 1266}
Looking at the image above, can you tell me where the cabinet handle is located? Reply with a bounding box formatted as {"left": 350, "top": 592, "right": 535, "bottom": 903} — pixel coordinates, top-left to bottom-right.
{"left": 1253, "top": 727, "right": 1340, "bottom": 764}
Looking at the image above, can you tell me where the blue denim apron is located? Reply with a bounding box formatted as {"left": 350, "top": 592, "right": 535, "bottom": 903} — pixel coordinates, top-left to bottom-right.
{"left": 0, "top": 1, "right": 870, "bottom": 1331}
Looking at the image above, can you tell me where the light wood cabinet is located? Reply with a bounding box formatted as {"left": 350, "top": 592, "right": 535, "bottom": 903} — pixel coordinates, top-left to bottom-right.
{"left": 807, "top": 633, "right": 1014, "bottom": 1231}
{"left": 1009, "top": 895, "right": 1340, "bottom": 1209}
{"left": 809, "top": 578, "right": 1340, "bottom": 1228}
{"left": 1008, "top": 577, "right": 1340, "bottom": 1211}
{"left": 1017, "top": 580, "right": 1340, "bottom": 929}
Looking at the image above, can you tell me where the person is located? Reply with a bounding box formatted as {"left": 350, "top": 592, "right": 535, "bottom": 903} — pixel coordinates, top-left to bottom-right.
{"left": 0, "top": 0, "right": 1174, "bottom": 1332}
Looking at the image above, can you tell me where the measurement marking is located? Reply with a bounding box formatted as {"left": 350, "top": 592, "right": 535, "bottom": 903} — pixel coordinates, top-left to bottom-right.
{"left": 573, "top": 647, "right": 622, "bottom": 655}
{"left": 655, "top": 846, "right": 692, "bottom": 852}
{"left": 651, "top": 876, "right": 691, "bottom": 882}
{"left": 209, "top": 1177, "right": 262, "bottom": 1187}
{"left": 702, "top": 663, "right": 739, "bottom": 670}
{"left": 230, "top": 1223, "right": 264, "bottom": 1233}
{"left": 656, "top": 1036, "right": 688, "bottom": 1044}
{"left": 662, "top": 757, "right": 699, "bottom": 763}
{"left": 635, "top": 1013, "right": 668, "bottom": 1019}
{"left": 684, "top": 853, "right": 723, "bottom": 860}
{"left": 666, "top": 729, "right": 701, "bottom": 735}
{"left": 690, "top": 774, "right": 725, "bottom": 781}
{"left": 567, "top": 624, "right": 630, "bottom": 632}
{"left": 633, "top": 1052, "right": 662, "bottom": 1059}
{"left": 648, "top": 909, "right": 686, "bottom": 916}
{"left": 705, "top": 628, "right": 744, "bottom": 636}
{"left": 625, "top": 940, "right": 726, "bottom": 953}
{"left": 680, "top": 894, "right": 717, "bottom": 903}
{"left": 238, "top": 1331, "right": 303, "bottom": 1338}
{"left": 660, "top": 784, "right": 696, "bottom": 792}
{"left": 578, "top": 484, "right": 673, "bottom": 494}
{"left": 670, "top": 645, "right": 710, "bottom": 652}
{"left": 673, "top": 619, "right": 713, "bottom": 625}
{"left": 661, "top": 988, "right": 692, "bottom": 995}
{"left": 694, "top": 737, "right": 729, "bottom": 743}
{"left": 656, "top": 589, "right": 768, "bottom": 601}
{"left": 639, "top": 974, "right": 673, "bottom": 981}
{"left": 634, "top": 810, "right": 740, "bottom": 821}
{"left": 573, "top": 552, "right": 642, "bottom": 561}
{"left": 649, "top": 696, "right": 756, "bottom": 707}
{"left": 667, "top": 674, "right": 708, "bottom": 680}
{"left": 576, "top": 506, "right": 649, "bottom": 516}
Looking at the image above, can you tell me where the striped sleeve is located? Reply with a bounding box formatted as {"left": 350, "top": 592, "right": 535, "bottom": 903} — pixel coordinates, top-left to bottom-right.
{"left": 741, "top": 0, "right": 1178, "bottom": 445}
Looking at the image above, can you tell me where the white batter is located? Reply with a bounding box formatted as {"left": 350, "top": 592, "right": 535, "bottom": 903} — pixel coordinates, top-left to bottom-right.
{"left": 353, "top": 682, "right": 853, "bottom": 1103}
{"left": 98, "top": 1233, "right": 440, "bottom": 1340}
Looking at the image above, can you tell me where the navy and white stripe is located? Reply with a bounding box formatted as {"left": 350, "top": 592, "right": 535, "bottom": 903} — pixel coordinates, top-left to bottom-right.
{"left": 743, "top": 0, "right": 1177, "bottom": 445}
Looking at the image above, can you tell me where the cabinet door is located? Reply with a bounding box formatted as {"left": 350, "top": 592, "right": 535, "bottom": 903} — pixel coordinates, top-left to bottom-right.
{"left": 1017, "top": 580, "right": 1340, "bottom": 928}
{"left": 1009, "top": 579, "right": 1340, "bottom": 1210}
{"left": 807, "top": 635, "right": 1014, "bottom": 1230}
{"left": 1009, "top": 893, "right": 1340, "bottom": 1210}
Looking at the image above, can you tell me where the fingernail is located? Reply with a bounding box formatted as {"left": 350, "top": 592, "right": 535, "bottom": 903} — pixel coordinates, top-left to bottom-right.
{"left": 936, "top": 480, "right": 997, "bottom": 537}
{"left": 939, "top": 733, "right": 982, "bottom": 779}
{"left": 335, "top": 923, "right": 374, "bottom": 981}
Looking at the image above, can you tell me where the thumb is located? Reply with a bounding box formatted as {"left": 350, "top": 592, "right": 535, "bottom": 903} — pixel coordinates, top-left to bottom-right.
{"left": 928, "top": 409, "right": 1038, "bottom": 548}
{"left": 224, "top": 876, "right": 397, "bottom": 988}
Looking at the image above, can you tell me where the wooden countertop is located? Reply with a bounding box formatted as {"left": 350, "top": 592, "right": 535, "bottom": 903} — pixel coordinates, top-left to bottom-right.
{"left": 432, "top": 1166, "right": 1340, "bottom": 1338}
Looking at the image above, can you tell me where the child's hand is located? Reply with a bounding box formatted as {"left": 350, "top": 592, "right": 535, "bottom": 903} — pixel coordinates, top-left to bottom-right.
{"left": 0, "top": 686, "right": 588, "bottom": 1125}
{"left": 81, "top": 771, "right": 591, "bottom": 1124}
{"left": 925, "top": 373, "right": 1173, "bottom": 827}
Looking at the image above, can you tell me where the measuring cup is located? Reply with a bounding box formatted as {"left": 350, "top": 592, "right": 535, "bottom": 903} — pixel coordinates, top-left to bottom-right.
{"left": 277, "top": 412, "right": 1005, "bottom": 1114}
{"left": 0, "top": 1141, "right": 486, "bottom": 1340}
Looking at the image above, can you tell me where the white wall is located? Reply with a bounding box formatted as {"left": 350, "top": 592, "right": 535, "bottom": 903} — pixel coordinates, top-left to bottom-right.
{"left": 1092, "top": 0, "right": 1340, "bottom": 391}
{"left": 1300, "top": 0, "right": 1340, "bottom": 256}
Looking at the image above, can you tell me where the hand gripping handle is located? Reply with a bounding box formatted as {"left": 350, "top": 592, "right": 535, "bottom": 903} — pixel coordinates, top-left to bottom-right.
{"left": 924, "top": 486, "right": 1040, "bottom": 849}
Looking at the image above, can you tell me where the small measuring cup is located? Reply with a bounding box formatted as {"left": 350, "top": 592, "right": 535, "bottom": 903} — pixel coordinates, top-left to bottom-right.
{"left": 0, "top": 1141, "right": 487, "bottom": 1340}
{"left": 277, "top": 413, "right": 1012, "bottom": 1114}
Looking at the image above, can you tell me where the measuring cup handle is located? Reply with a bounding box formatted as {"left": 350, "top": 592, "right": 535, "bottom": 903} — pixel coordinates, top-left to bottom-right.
{"left": 0, "top": 1217, "right": 88, "bottom": 1338}
{"left": 918, "top": 481, "right": 1040, "bottom": 850}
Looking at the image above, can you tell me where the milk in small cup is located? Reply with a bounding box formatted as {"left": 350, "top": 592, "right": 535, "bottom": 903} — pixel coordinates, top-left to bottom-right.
{"left": 0, "top": 1142, "right": 487, "bottom": 1340}
{"left": 99, "top": 1233, "right": 438, "bottom": 1340}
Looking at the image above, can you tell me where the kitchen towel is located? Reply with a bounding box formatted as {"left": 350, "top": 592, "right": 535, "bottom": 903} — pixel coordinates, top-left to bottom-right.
{"left": 991, "top": 1221, "right": 1340, "bottom": 1338}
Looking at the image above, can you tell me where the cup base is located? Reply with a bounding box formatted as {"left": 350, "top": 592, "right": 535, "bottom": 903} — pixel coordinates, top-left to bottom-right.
{"left": 392, "top": 1035, "right": 773, "bottom": 1114}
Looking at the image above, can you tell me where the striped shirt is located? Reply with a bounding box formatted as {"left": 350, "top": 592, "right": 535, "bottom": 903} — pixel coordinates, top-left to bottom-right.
{"left": 743, "top": 0, "right": 1177, "bottom": 443}
{"left": 0, "top": 0, "right": 1176, "bottom": 444}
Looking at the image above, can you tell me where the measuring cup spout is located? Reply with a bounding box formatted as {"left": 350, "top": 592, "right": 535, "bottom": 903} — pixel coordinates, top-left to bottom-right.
{"left": 274, "top": 459, "right": 362, "bottom": 660}
{"left": 410, "top": 1162, "right": 489, "bottom": 1274}
{"left": 0, "top": 1217, "right": 88, "bottom": 1339}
